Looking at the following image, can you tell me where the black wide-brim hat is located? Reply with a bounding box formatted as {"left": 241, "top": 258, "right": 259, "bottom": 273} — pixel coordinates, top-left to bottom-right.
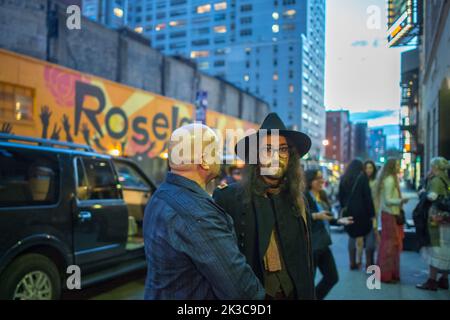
{"left": 235, "top": 112, "right": 312, "bottom": 162}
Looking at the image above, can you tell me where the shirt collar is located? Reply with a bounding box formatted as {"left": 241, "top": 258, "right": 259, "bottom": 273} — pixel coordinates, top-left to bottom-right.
{"left": 165, "top": 172, "right": 211, "bottom": 198}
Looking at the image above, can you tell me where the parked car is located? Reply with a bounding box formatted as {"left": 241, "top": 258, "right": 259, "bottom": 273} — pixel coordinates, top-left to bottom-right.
{"left": 0, "top": 134, "right": 155, "bottom": 300}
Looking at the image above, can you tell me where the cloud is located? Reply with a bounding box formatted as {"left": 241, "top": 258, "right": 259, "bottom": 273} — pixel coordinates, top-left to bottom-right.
{"left": 351, "top": 40, "right": 369, "bottom": 47}
{"left": 350, "top": 109, "right": 396, "bottom": 121}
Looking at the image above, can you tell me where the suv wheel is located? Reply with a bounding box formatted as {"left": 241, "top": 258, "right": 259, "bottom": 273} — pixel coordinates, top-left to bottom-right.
{"left": 0, "top": 253, "right": 61, "bottom": 300}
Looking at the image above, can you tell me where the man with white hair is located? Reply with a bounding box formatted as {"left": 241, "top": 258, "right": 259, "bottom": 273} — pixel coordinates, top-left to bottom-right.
{"left": 143, "top": 123, "right": 265, "bottom": 300}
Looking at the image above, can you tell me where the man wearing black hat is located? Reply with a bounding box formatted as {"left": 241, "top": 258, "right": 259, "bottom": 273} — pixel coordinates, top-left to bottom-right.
{"left": 213, "top": 113, "right": 315, "bottom": 300}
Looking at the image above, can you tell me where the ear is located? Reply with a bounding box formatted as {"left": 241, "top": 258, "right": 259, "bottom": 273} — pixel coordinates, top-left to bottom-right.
{"left": 199, "top": 153, "right": 210, "bottom": 171}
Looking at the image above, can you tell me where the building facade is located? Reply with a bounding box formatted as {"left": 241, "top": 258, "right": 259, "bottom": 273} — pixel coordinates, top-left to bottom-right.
{"left": 84, "top": 0, "right": 326, "bottom": 159}
{"left": 368, "top": 128, "right": 387, "bottom": 164}
{"left": 419, "top": 1, "right": 450, "bottom": 173}
{"left": 352, "top": 122, "right": 369, "bottom": 160}
{"left": 82, "top": 0, "right": 129, "bottom": 29}
{"left": 400, "top": 48, "right": 421, "bottom": 188}
{"left": 325, "top": 110, "right": 351, "bottom": 164}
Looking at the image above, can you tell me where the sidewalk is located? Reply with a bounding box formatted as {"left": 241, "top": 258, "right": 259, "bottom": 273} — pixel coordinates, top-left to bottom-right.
{"left": 324, "top": 184, "right": 449, "bottom": 300}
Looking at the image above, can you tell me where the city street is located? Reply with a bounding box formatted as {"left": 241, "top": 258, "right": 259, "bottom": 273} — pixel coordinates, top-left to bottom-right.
{"left": 1, "top": 0, "right": 449, "bottom": 303}
{"left": 62, "top": 189, "right": 449, "bottom": 301}
{"left": 63, "top": 235, "right": 449, "bottom": 300}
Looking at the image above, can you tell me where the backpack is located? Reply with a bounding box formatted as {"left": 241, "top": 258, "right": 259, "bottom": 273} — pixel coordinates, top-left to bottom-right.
{"left": 413, "top": 192, "right": 432, "bottom": 248}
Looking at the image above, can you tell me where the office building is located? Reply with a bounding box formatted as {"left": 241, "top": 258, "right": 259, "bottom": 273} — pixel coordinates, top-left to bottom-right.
{"left": 84, "top": 0, "right": 326, "bottom": 159}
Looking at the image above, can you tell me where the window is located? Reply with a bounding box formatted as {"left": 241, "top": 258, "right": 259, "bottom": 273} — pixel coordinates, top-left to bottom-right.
{"left": 156, "top": 1, "right": 166, "bottom": 9}
{"left": 197, "top": 4, "right": 211, "bottom": 14}
{"left": 282, "top": 23, "right": 295, "bottom": 31}
{"left": 273, "top": 73, "right": 279, "bottom": 81}
{"left": 240, "top": 29, "right": 252, "bottom": 36}
{"left": 214, "top": 60, "right": 225, "bottom": 67}
{"left": 170, "top": 42, "right": 186, "bottom": 49}
{"left": 192, "top": 39, "right": 210, "bottom": 46}
{"left": 0, "top": 148, "right": 60, "bottom": 207}
{"left": 214, "top": 2, "right": 227, "bottom": 11}
{"left": 155, "top": 23, "right": 166, "bottom": 31}
{"left": 198, "top": 62, "right": 209, "bottom": 70}
{"left": 170, "top": 31, "right": 186, "bottom": 38}
{"left": 283, "top": 9, "right": 296, "bottom": 18}
{"left": 0, "top": 82, "right": 33, "bottom": 121}
{"left": 215, "top": 13, "right": 226, "bottom": 21}
{"left": 192, "top": 16, "right": 211, "bottom": 24}
{"left": 169, "top": 20, "right": 186, "bottom": 27}
{"left": 214, "top": 37, "right": 226, "bottom": 44}
{"left": 170, "top": 9, "right": 187, "bottom": 17}
{"left": 76, "top": 158, "right": 121, "bottom": 201}
{"left": 190, "top": 50, "right": 209, "bottom": 58}
{"left": 156, "top": 34, "right": 166, "bottom": 40}
{"left": 214, "top": 25, "right": 227, "bottom": 33}
{"left": 196, "top": 27, "right": 210, "bottom": 34}
{"left": 241, "top": 4, "right": 252, "bottom": 12}
{"left": 170, "top": 0, "right": 187, "bottom": 5}
{"left": 289, "top": 84, "right": 294, "bottom": 93}
{"left": 113, "top": 7, "right": 124, "bottom": 18}
{"left": 215, "top": 48, "right": 227, "bottom": 55}
{"left": 241, "top": 16, "right": 252, "bottom": 24}
{"left": 156, "top": 12, "right": 166, "bottom": 19}
{"left": 115, "top": 162, "right": 150, "bottom": 190}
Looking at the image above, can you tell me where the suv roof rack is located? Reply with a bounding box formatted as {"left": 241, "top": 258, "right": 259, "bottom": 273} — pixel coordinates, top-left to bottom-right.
{"left": 0, "top": 133, "right": 95, "bottom": 152}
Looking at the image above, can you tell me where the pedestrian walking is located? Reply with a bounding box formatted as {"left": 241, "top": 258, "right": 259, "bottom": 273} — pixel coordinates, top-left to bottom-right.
{"left": 143, "top": 123, "right": 265, "bottom": 300}
{"left": 338, "top": 159, "right": 376, "bottom": 270}
{"left": 213, "top": 112, "right": 315, "bottom": 300}
{"left": 304, "top": 169, "right": 353, "bottom": 300}
{"left": 376, "top": 158, "right": 409, "bottom": 283}
{"left": 363, "top": 160, "right": 381, "bottom": 267}
{"left": 416, "top": 157, "right": 450, "bottom": 291}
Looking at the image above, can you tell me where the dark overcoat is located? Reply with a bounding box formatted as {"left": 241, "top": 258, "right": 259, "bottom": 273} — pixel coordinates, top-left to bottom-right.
{"left": 213, "top": 182, "right": 315, "bottom": 300}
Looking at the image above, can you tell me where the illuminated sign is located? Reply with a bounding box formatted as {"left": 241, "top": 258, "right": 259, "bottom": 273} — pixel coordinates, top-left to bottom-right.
{"left": 387, "top": 0, "right": 422, "bottom": 47}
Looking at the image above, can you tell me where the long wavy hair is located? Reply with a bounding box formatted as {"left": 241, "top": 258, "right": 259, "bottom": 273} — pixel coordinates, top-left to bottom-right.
{"left": 341, "top": 159, "right": 364, "bottom": 189}
{"left": 364, "top": 160, "right": 378, "bottom": 181}
{"left": 241, "top": 145, "right": 306, "bottom": 216}
{"left": 376, "top": 158, "right": 400, "bottom": 198}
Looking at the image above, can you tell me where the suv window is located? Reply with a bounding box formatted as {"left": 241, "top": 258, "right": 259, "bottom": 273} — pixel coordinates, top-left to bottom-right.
{"left": 76, "top": 158, "right": 121, "bottom": 200}
{"left": 0, "top": 148, "right": 60, "bottom": 207}
{"left": 115, "top": 161, "right": 150, "bottom": 190}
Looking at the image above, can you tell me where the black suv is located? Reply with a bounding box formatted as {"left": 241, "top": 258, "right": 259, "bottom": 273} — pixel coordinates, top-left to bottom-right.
{"left": 0, "top": 134, "right": 155, "bottom": 300}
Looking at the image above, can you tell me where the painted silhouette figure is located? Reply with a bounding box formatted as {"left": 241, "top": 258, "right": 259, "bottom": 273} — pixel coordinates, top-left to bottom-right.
{"left": 0, "top": 122, "right": 13, "bottom": 134}
{"left": 62, "top": 114, "right": 73, "bottom": 142}
{"left": 40, "top": 106, "right": 52, "bottom": 139}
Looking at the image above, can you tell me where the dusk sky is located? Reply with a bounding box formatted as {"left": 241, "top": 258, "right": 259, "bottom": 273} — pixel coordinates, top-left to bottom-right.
{"left": 324, "top": 0, "right": 413, "bottom": 148}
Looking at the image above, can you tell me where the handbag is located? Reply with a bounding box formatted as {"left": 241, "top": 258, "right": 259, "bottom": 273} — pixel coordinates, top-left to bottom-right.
{"left": 396, "top": 209, "right": 406, "bottom": 225}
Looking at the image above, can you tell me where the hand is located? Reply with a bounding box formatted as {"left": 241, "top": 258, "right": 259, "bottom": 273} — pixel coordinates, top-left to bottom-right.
{"left": 40, "top": 106, "right": 52, "bottom": 127}
{"left": 314, "top": 211, "right": 333, "bottom": 221}
{"left": 62, "top": 114, "right": 71, "bottom": 133}
{"left": 1, "top": 122, "right": 13, "bottom": 134}
{"left": 337, "top": 216, "right": 354, "bottom": 226}
{"left": 401, "top": 198, "right": 409, "bottom": 205}
{"left": 50, "top": 124, "right": 61, "bottom": 140}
